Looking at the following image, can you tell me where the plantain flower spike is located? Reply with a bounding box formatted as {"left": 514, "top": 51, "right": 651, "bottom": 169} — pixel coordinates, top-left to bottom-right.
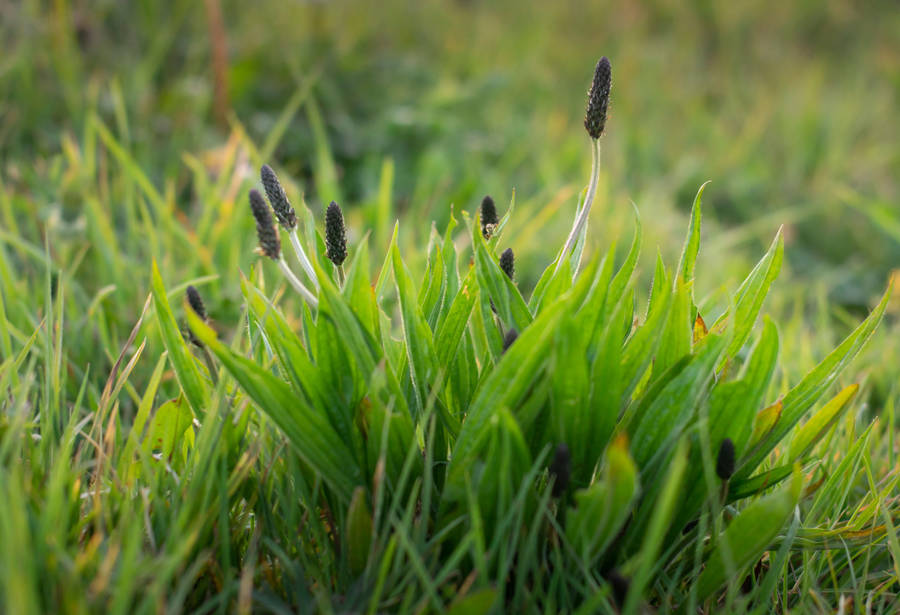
{"left": 260, "top": 164, "right": 297, "bottom": 231}
{"left": 249, "top": 189, "right": 280, "bottom": 260}
{"left": 480, "top": 195, "right": 498, "bottom": 239}
{"left": 716, "top": 437, "right": 736, "bottom": 480}
{"left": 549, "top": 443, "right": 571, "bottom": 498}
{"left": 325, "top": 201, "right": 347, "bottom": 267}
{"left": 185, "top": 285, "right": 208, "bottom": 321}
{"left": 499, "top": 248, "right": 515, "bottom": 281}
{"left": 584, "top": 56, "right": 611, "bottom": 140}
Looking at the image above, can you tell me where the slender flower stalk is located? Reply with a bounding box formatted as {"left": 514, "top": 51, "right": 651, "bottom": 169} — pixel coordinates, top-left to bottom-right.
{"left": 250, "top": 189, "right": 318, "bottom": 308}
{"left": 557, "top": 56, "right": 611, "bottom": 275}
{"left": 277, "top": 257, "right": 319, "bottom": 307}
{"left": 261, "top": 165, "right": 319, "bottom": 289}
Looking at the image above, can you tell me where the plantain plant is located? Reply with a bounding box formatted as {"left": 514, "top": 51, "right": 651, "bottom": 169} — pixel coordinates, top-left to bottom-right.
{"left": 147, "top": 56, "right": 894, "bottom": 612}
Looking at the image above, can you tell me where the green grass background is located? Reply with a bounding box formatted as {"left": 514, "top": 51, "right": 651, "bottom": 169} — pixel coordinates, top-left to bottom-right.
{"left": 1, "top": 0, "right": 899, "bottom": 612}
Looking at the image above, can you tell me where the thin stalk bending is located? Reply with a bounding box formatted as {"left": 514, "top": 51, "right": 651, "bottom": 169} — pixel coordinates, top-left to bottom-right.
{"left": 278, "top": 257, "right": 319, "bottom": 308}
{"left": 556, "top": 137, "right": 601, "bottom": 274}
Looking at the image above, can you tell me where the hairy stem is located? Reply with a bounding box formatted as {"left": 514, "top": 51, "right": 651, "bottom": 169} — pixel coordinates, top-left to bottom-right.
{"left": 289, "top": 229, "right": 319, "bottom": 289}
{"left": 278, "top": 257, "right": 318, "bottom": 308}
{"left": 556, "top": 138, "right": 601, "bottom": 275}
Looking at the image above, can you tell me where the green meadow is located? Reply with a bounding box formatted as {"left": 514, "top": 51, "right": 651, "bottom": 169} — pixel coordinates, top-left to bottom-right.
{"left": 1, "top": 1, "right": 898, "bottom": 612}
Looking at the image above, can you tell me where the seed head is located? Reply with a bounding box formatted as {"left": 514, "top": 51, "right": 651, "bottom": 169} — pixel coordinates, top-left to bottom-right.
{"left": 186, "top": 285, "right": 207, "bottom": 321}
{"left": 502, "top": 328, "right": 518, "bottom": 353}
{"left": 260, "top": 164, "right": 297, "bottom": 231}
{"left": 480, "top": 195, "right": 498, "bottom": 239}
{"left": 499, "top": 248, "right": 515, "bottom": 281}
{"left": 249, "top": 189, "right": 280, "bottom": 260}
{"left": 584, "top": 56, "right": 611, "bottom": 139}
{"left": 607, "top": 569, "right": 630, "bottom": 606}
{"left": 549, "top": 443, "right": 571, "bottom": 498}
{"left": 325, "top": 201, "right": 347, "bottom": 267}
{"left": 716, "top": 437, "right": 736, "bottom": 480}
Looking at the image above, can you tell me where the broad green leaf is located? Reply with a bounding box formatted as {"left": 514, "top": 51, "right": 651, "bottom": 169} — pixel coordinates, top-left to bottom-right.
{"left": 346, "top": 487, "right": 373, "bottom": 576}
{"left": 548, "top": 316, "right": 591, "bottom": 480}
{"left": 788, "top": 383, "right": 858, "bottom": 462}
{"left": 696, "top": 466, "right": 803, "bottom": 601}
{"left": 676, "top": 181, "right": 708, "bottom": 285}
{"left": 738, "top": 286, "right": 889, "bottom": 478}
{"left": 140, "top": 396, "right": 194, "bottom": 463}
{"left": 629, "top": 334, "right": 727, "bottom": 469}
{"left": 391, "top": 240, "right": 439, "bottom": 417}
{"left": 186, "top": 308, "right": 359, "bottom": 501}
{"left": 565, "top": 436, "right": 639, "bottom": 564}
{"left": 713, "top": 229, "right": 784, "bottom": 360}
{"left": 710, "top": 318, "right": 780, "bottom": 457}
{"left": 150, "top": 260, "right": 207, "bottom": 414}
{"left": 434, "top": 267, "right": 477, "bottom": 368}
{"left": 342, "top": 235, "right": 380, "bottom": 340}
{"left": 472, "top": 222, "right": 532, "bottom": 332}
{"left": 448, "top": 294, "right": 571, "bottom": 476}
{"left": 472, "top": 408, "right": 532, "bottom": 536}
{"left": 624, "top": 437, "right": 689, "bottom": 614}
{"left": 446, "top": 589, "right": 497, "bottom": 615}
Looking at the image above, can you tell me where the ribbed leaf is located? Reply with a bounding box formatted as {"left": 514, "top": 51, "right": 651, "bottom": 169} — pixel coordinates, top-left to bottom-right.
{"left": 696, "top": 466, "right": 803, "bottom": 600}
{"left": 150, "top": 260, "right": 207, "bottom": 414}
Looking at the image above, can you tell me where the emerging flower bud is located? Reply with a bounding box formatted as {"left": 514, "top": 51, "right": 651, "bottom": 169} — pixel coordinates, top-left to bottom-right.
{"left": 584, "top": 56, "right": 611, "bottom": 139}
{"left": 249, "top": 189, "right": 281, "bottom": 260}
{"left": 502, "top": 328, "right": 518, "bottom": 353}
{"left": 716, "top": 437, "right": 736, "bottom": 480}
{"left": 499, "top": 248, "right": 515, "bottom": 281}
{"left": 549, "top": 443, "right": 571, "bottom": 498}
{"left": 185, "top": 285, "right": 207, "bottom": 321}
{"left": 260, "top": 164, "right": 297, "bottom": 231}
{"left": 480, "top": 195, "right": 498, "bottom": 239}
{"left": 607, "top": 569, "right": 630, "bottom": 607}
{"left": 325, "top": 201, "right": 347, "bottom": 267}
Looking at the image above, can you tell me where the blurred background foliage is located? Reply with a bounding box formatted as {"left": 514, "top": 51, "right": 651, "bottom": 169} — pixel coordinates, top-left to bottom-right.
{"left": 1, "top": 0, "right": 898, "bottom": 392}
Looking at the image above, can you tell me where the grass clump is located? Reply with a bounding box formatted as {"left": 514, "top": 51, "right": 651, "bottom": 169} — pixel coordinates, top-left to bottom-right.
{"left": 166, "top": 56, "right": 897, "bottom": 612}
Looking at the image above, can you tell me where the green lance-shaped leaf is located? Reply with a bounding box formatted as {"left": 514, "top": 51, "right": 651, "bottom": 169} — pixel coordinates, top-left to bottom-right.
{"left": 788, "top": 383, "right": 858, "bottom": 462}
{"left": 696, "top": 465, "right": 804, "bottom": 601}
{"left": 737, "top": 285, "right": 890, "bottom": 479}
{"left": 391, "top": 239, "right": 439, "bottom": 417}
{"left": 346, "top": 487, "right": 374, "bottom": 576}
{"left": 472, "top": 216, "right": 532, "bottom": 332}
{"left": 150, "top": 260, "right": 207, "bottom": 414}
{"left": 712, "top": 228, "right": 784, "bottom": 361}
{"left": 140, "top": 396, "right": 195, "bottom": 464}
{"left": 186, "top": 306, "right": 360, "bottom": 501}
{"left": 629, "top": 333, "right": 727, "bottom": 469}
{"left": 565, "top": 435, "right": 639, "bottom": 564}
{"left": 676, "top": 181, "right": 709, "bottom": 287}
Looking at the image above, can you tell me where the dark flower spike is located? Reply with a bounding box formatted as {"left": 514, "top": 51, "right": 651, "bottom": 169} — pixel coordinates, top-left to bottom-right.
{"left": 716, "top": 437, "right": 736, "bottom": 480}
{"left": 502, "top": 328, "right": 518, "bottom": 353}
{"left": 584, "top": 56, "right": 612, "bottom": 139}
{"left": 549, "top": 443, "right": 571, "bottom": 498}
{"left": 325, "top": 201, "right": 347, "bottom": 267}
{"left": 607, "top": 569, "right": 630, "bottom": 607}
{"left": 260, "top": 164, "right": 297, "bottom": 231}
{"left": 480, "top": 195, "right": 498, "bottom": 239}
{"left": 249, "top": 189, "right": 280, "bottom": 260}
{"left": 499, "top": 248, "right": 515, "bottom": 281}
{"left": 185, "top": 285, "right": 207, "bottom": 321}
